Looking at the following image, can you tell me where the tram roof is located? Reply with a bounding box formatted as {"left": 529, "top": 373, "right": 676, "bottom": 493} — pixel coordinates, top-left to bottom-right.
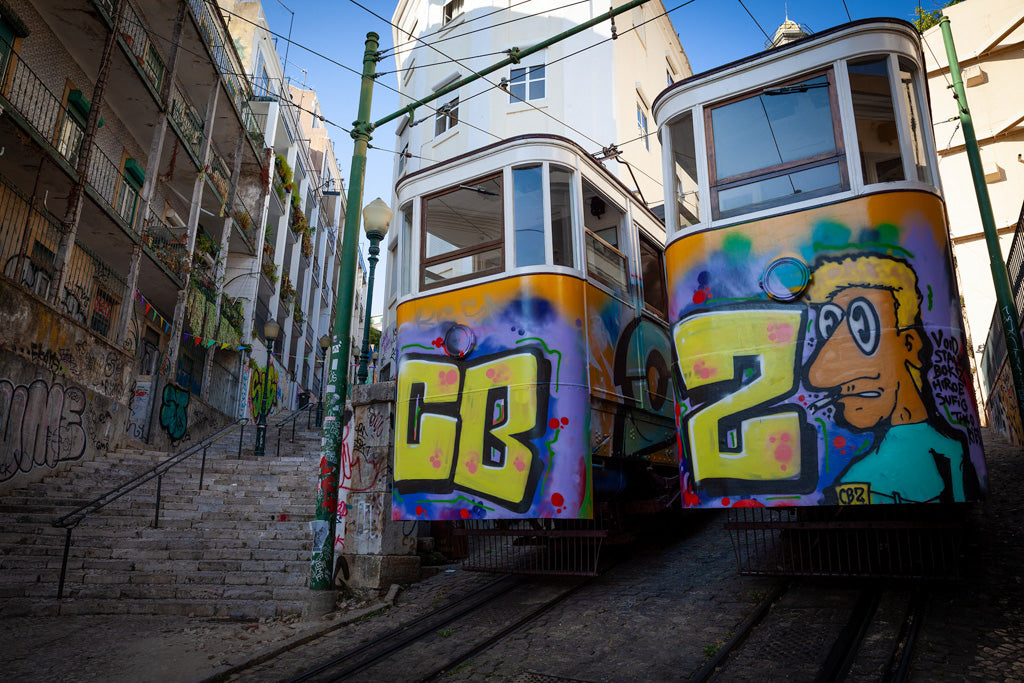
{"left": 652, "top": 17, "right": 918, "bottom": 115}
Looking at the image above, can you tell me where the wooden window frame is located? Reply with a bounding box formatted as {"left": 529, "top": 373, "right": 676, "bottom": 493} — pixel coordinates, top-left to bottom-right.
{"left": 637, "top": 230, "right": 668, "bottom": 319}
{"left": 419, "top": 172, "right": 504, "bottom": 291}
{"left": 704, "top": 68, "right": 847, "bottom": 220}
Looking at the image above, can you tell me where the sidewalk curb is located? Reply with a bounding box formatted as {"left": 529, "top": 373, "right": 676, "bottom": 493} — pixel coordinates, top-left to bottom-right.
{"left": 195, "top": 600, "right": 391, "bottom": 682}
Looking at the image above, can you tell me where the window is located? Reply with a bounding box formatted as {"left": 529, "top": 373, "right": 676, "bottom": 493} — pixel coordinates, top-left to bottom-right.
{"left": 388, "top": 241, "right": 398, "bottom": 300}
{"left": 443, "top": 0, "right": 463, "bottom": 25}
{"left": 707, "top": 69, "right": 846, "bottom": 219}
{"left": 399, "top": 202, "right": 412, "bottom": 295}
{"left": 421, "top": 175, "right": 503, "bottom": 289}
{"left": 897, "top": 57, "right": 931, "bottom": 184}
{"left": 848, "top": 57, "right": 903, "bottom": 184}
{"left": 434, "top": 96, "right": 459, "bottom": 136}
{"left": 667, "top": 69, "right": 673, "bottom": 86}
{"left": 398, "top": 142, "right": 409, "bottom": 177}
{"left": 638, "top": 233, "right": 667, "bottom": 317}
{"left": 89, "top": 288, "right": 117, "bottom": 337}
{"left": 514, "top": 165, "right": 544, "bottom": 267}
{"left": 583, "top": 179, "right": 627, "bottom": 293}
{"left": 57, "top": 88, "right": 88, "bottom": 167}
{"left": 549, "top": 166, "right": 574, "bottom": 268}
{"left": 509, "top": 65, "right": 545, "bottom": 103}
{"left": 637, "top": 104, "right": 650, "bottom": 150}
{"left": 117, "top": 157, "right": 145, "bottom": 228}
{"left": 668, "top": 110, "right": 700, "bottom": 228}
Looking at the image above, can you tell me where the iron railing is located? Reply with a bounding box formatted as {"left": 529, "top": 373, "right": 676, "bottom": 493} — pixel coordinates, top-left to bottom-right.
{"left": 264, "top": 403, "right": 317, "bottom": 457}
{"left": 231, "top": 193, "right": 257, "bottom": 248}
{"left": 142, "top": 207, "right": 188, "bottom": 283}
{"left": 0, "top": 34, "right": 139, "bottom": 233}
{"left": 169, "top": 82, "right": 204, "bottom": 161}
{"left": 208, "top": 145, "right": 231, "bottom": 203}
{"left": 979, "top": 199, "right": 1024, "bottom": 398}
{"left": 186, "top": 0, "right": 264, "bottom": 144}
{"left": 0, "top": 173, "right": 127, "bottom": 343}
{"left": 110, "top": 0, "right": 166, "bottom": 94}
{"left": 52, "top": 417, "right": 250, "bottom": 598}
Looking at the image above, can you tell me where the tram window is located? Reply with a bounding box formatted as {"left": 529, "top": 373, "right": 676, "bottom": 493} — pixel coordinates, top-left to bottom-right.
{"left": 388, "top": 242, "right": 398, "bottom": 300}
{"left": 421, "top": 175, "right": 503, "bottom": 289}
{"left": 668, "top": 111, "right": 700, "bottom": 228}
{"left": 583, "top": 179, "right": 628, "bottom": 293}
{"left": 550, "top": 166, "right": 574, "bottom": 268}
{"left": 638, "top": 232, "right": 667, "bottom": 317}
{"left": 897, "top": 57, "right": 931, "bottom": 184}
{"left": 513, "top": 165, "right": 545, "bottom": 267}
{"left": 848, "top": 58, "right": 904, "bottom": 184}
{"left": 399, "top": 202, "right": 412, "bottom": 296}
{"left": 707, "top": 70, "right": 846, "bottom": 219}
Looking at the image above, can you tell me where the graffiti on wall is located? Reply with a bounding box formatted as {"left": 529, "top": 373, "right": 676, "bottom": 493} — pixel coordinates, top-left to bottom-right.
{"left": 159, "top": 384, "right": 189, "bottom": 442}
{"left": 668, "top": 194, "right": 986, "bottom": 507}
{"left": 248, "top": 360, "right": 279, "bottom": 421}
{"left": 127, "top": 379, "right": 152, "bottom": 441}
{"left": 0, "top": 378, "right": 88, "bottom": 481}
{"left": 986, "top": 361, "right": 1023, "bottom": 446}
{"left": 393, "top": 275, "right": 591, "bottom": 520}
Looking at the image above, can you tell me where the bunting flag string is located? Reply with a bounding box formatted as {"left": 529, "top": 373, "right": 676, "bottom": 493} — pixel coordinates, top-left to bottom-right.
{"left": 133, "top": 289, "right": 251, "bottom": 353}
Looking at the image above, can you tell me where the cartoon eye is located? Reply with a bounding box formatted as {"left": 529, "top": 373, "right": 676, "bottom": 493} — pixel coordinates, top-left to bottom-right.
{"left": 847, "top": 297, "right": 880, "bottom": 356}
{"left": 817, "top": 303, "right": 844, "bottom": 340}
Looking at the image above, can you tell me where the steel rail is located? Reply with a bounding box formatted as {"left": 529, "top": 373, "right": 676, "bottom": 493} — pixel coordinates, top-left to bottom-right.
{"left": 286, "top": 575, "right": 524, "bottom": 682}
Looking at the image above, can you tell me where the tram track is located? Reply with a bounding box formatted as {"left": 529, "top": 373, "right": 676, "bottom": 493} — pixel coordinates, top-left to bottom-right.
{"left": 689, "top": 580, "right": 932, "bottom": 683}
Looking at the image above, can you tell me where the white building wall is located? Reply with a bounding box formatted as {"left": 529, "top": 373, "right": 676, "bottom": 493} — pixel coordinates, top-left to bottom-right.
{"left": 922, "top": 0, "right": 1024, "bottom": 399}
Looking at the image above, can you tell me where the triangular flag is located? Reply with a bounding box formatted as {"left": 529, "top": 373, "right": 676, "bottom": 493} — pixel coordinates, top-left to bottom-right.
{"left": 145, "top": 303, "right": 151, "bottom": 314}
{"left": 221, "top": 343, "right": 230, "bottom": 350}
{"left": 194, "top": 336, "right": 201, "bottom": 346}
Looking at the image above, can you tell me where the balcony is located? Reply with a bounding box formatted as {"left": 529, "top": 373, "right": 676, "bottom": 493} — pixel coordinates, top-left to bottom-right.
{"left": 142, "top": 208, "right": 188, "bottom": 286}
{"left": 0, "top": 172, "right": 127, "bottom": 344}
{"left": 93, "top": 0, "right": 166, "bottom": 97}
{"left": 0, "top": 35, "right": 143, "bottom": 237}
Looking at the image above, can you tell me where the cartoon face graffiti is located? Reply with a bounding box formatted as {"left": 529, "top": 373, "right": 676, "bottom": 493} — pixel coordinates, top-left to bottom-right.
{"left": 807, "top": 281, "right": 927, "bottom": 430}
{"left": 806, "top": 255, "right": 972, "bottom": 504}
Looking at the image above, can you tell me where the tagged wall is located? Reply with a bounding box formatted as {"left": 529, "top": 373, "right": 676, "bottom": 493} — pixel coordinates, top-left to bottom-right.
{"left": 666, "top": 192, "right": 987, "bottom": 508}
{"left": 0, "top": 280, "right": 133, "bottom": 492}
{"left": 144, "top": 377, "right": 234, "bottom": 452}
{"left": 985, "top": 361, "right": 1023, "bottom": 446}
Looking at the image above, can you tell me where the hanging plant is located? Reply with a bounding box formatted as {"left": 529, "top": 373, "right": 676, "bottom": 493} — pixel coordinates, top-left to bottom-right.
{"left": 293, "top": 301, "right": 304, "bottom": 325}
{"left": 301, "top": 231, "right": 313, "bottom": 259}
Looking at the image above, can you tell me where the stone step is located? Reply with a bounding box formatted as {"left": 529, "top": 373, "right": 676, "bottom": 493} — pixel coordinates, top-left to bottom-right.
{"left": 0, "top": 595, "right": 307, "bottom": 618}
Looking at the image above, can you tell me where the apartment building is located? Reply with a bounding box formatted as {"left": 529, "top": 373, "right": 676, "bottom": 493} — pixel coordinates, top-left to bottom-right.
{"left": 0, "top": 0, "right": 359, "bottom": 491}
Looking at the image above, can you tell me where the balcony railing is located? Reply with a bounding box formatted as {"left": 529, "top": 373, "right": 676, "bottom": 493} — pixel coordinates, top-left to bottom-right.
{"left": 187, "top": 0, "right": 264, "bottom": 146}
{"left": 142, "top": 207, "right": 188, "bottom": 283}
{"left": 0, "top": 35, "right": 141, "bottom": 234}
{"left": 231, "top": 194, "right": 257, "bottom": 248}
{"left": 0, "top": 172, "right": 127, "bottom": 343}
{"left": 208, "top": 146, "right": 231, "bottom": 203}
{"left": 169, "top": 82, "right": 204, "bottom": 161}
{"left": 107, "top": 0, "right": 166, "bottom": 94}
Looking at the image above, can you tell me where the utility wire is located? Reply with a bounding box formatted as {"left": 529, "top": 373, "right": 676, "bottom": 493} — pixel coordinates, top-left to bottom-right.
{"left": 737, "top": 0, "right": 771, "bottom": 42}
{"left": 840, "top": 0, "right": 852, "bottom": 22}
{"left": 381, "top": 0, "right": 537, "bottom": 56}
{"left": 349, "top": 0, "right": 610, "bottom": 147}
{"left": 376, "top": 50, "right": 510, "bottom": 79}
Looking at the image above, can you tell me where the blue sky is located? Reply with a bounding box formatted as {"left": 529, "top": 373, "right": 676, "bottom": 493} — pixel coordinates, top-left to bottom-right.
{"left": 257, "top": 0, "right": 950, "bottom": 315}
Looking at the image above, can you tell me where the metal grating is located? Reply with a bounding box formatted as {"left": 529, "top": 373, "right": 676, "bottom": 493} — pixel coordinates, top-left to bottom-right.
{"left": 454, "top": 519, "right": 608, "bottom": 576}
{"left": 726, "top": 505, "right": 969, "bottom": 579}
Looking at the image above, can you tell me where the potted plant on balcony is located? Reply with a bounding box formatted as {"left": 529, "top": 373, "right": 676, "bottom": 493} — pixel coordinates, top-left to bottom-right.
{"left": 280, "top": 273, "right": 295, "bottom": 303}
{"left": 195, "top": 231, "right": 218, "bottom": 270}
{"left": 293, "top": 301, "right": 304, "bottom": 326}
{"left": 261, "top": 259, "right": 278, "bottom": 284}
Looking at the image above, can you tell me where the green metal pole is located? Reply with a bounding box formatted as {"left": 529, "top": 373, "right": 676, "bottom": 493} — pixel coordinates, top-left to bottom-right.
{"left": 356, "top": 232, "right": 382, "bottom": 385}
{"left": 309, "top": 31, "right": 379, "bottom": 592}
{"left": 940, "top": 16, "right": 1024, "bottom": 417}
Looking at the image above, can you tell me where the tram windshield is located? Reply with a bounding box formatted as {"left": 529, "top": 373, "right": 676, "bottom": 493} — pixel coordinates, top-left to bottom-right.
{"left": 708, "top": 70, "right": 847, "bottom": 219}
{"left": 422, "top": 174, "right": 503, "bottom": 289}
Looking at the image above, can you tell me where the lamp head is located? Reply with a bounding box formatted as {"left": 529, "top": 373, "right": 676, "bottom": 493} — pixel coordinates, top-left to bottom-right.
{"left": 263, "top": 319, "right": 280, "bottom": 341}
{"left": 362, "top": 197, "right": 392, "bottom": 241}
{"left": 319, "top": 334, "right": 331, "bottom": 350}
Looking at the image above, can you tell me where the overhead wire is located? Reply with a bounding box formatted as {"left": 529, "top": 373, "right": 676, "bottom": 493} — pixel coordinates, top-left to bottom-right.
{"left": 381, "top": 0, "right": 537, "bottom": 56}
{"left": 736, "top": 0, "right": 771, "bottom": 42}
{"left": 840, "top": 0, "right": 852, "bottom": 22}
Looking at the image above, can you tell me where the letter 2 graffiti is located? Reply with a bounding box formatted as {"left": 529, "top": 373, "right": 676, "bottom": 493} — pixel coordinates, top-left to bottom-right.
{"left": 393, "top": 347, "right": 549, "bottom": 512}
{"left": 159, "top": 384, "right": 189, "bottom": 442}
{"left": 0, "top": 379, "right": 88, "bottom": 481}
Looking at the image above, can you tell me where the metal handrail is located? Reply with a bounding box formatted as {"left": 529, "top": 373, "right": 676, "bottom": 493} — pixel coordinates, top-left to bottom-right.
{"left": 51, "top": 417, "right": 249, "bottom": 598}
{"left": 269, "top": 402, "right": 318, "bottom": 457}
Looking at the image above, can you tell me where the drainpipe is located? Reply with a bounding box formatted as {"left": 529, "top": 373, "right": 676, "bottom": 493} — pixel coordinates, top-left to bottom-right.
{"left": 52, "top": 0, "right": 125, "bottom": 304}
{"left": 940, "top": 16, "right": 1024, "bottom": 420}
{"left": 162, "top": 81, "right": 220, "bottom": 381}
{"left": 115, "top": 0, "right": 188, "bottom": 348}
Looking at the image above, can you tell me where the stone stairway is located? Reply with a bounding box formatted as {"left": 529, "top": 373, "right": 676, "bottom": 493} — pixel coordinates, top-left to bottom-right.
{"left": 0, "top": 409, "right": 325, "bottom": 618}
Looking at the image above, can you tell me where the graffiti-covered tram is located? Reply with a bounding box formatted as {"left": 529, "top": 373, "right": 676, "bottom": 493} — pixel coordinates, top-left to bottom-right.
{"left": 653, "top": 17, "right": 987, "bottom": 537}
{"left": 386, "top": 135, "right": 679, "bottom": 532}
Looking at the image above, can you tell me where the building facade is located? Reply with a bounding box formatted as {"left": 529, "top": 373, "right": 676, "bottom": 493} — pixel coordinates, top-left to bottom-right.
{"left": 921, "top": 0, "right": 1024, "bottom": 431}
{"left": 0, "top": 0, "right": 359, "bottom": 492}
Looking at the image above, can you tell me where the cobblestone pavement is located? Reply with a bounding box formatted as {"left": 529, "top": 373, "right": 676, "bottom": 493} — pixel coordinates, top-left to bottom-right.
{"left": 1, "top": 429, "right": 1022, "bottom": 682}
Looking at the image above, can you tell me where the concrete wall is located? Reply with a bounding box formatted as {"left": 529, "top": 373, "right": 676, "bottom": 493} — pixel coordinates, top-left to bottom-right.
{"left": 144, "top": 376, "right": 236, "bottom": 453}
{"left": 0, "top": 280, "right": 133, "bottom": 494}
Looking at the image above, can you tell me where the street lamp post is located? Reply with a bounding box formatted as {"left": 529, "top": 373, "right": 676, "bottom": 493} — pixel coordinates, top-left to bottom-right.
{"left": 254, "top": 319, "right": 280, "bottom": 457}
{"left": 318, "top": 333, "right": 330, "bottom": 424}
{"left": 356, "top": 198, "right": 391, "bottom": 385}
